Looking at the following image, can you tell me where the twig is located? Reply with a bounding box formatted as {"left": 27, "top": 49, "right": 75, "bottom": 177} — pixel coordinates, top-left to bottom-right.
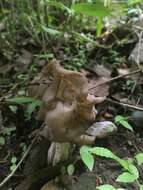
{"left": 89, "top": 69, "right": 142, "bottom": 91}
{"left": 107, "top": 98, "right": 143, "bottom": 112}
{"left": 0, "top": 137, "right": 37, "bottom": 188}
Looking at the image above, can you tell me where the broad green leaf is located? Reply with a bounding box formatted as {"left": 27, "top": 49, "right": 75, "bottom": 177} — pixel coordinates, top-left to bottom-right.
{"left": 7, "top": 97, "right": 37, "bottom": 104}
{"left": 135, "top": 153, "right": 143, "bottom": 165}
{"left": 80, "top": 145, "right": 92, "bottom": 152}
{"left": 97, "top": 184, "right": 116, "bottom": 190}
{"left": 128, "top": 164, "right": 139, "bottom": 179}
{"left": 116, "top": 172, "right": 137, "bottom": 183}
{"left": 114, "top": 157, "right": 129, "bottom": 171}
{"left": 119, "top": 120, "right": 133, "bottom": 132}
{"left": 71, "top": 3, "right": 111, "bottom": 17}
{"left": 128, "top": 0, "right": 143, "bottom": 5}
{"left": 0, "top": 136, "right": 5, "bottom": 145}
{"left": 115, "top": 115, "right": 133, "bottom": 132}
{"left": 115, "top": 115, "right": 125, "bottom": 123}
{"left": 81, "top": 146, "right": 135, "bottom": 176}
{"left": 41, "top": 26, "right": 62, "bottom": 36}
{"left": 80, "top": 146, "right": 94, "bottom": 171}
{"left": 67, "top": 164, "right": 75, "bottom": 176}
{"left": 91, "top": 147, "right": 115, "bottom": 159}
{"left": 90, "top": 147, "right": 129, "bottom": 170}
{"left": 11, "top": 156, "right": 17, "bottom": 164}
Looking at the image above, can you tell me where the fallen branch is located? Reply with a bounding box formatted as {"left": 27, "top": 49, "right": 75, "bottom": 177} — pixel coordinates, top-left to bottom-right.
{"left": 107, "top": 98, "right": 143, "bottom": 112}
{"left": 89, "top": 69, "right": 142, "bottom": 91}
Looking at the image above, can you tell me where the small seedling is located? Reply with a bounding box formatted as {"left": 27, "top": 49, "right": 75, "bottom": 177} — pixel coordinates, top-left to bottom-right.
{"left": 80, "top": 146, "right": 143, "bottom": 189}
{"left": 20, "top": 143, "right": 27, "bottom": 154}
{"left": 115, "top": 115, "right": 134, "bottom": 132}
{"left": 10, "top": 156, "right": 17, "bottom": 171}
{"left": 67, "top": 164, "right": 75, "bottom": 176}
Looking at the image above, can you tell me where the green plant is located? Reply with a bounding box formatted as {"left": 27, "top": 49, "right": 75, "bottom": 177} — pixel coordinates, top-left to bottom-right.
{"left": 80, "top": 146, "right": 143, "bottom": 189}
{"left": 115, "top": 115, "right": 134, "bottom": 132}
{"left": 71, "top": 0, "right": 143, "bottom": 37}
{"left": 20, "top": 143, "right": 27, "bottom": 155}
{"left": 10, "top": 156, "right": 17, "bottom": 171}
{"left": 67, "top": 164, "right": 75, "bottom": 176}
{"left": 0, "top": 127, "right": 16, "bottom": 148}
{"left": 7, "top": 96, "right": 42, "bottom": 119}
{"left": 72, "top": 1, "right": 111, "bottom": 37}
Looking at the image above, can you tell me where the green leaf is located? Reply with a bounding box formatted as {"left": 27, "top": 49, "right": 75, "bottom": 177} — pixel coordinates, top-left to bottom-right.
{"left": 139, "top": 184, "right": 143, "bottom": 190}
{"left": 11, "top": 156, "right": 17, "bottom": 164}
{"left": 116, "top": 172, "right": 137, "bottom": 183}
{"left": 20, "top": 143, "right": 27, "bottom": 152}
{"left": 115, "top": 115, "right": 133, "bottom": 132}
{"left": 80, "top": 145, "right": 92, "bottom": 152}
{"left": 90, "top": 147, "right": 129, "bottom": 170}
{"left": 128, "top": 0, "right": 143, "bottom": 5}
{"left": 115, "top": 115, "right": 125, "bottom": 122}
{"left": 97, "top": 184, "right": 116, "bottom": 190}
{"left": 10, "top": 164, "right": 17, "bottom": 171}
{"left": 91, "top": 147, "right": 115, "bottom": 159}
{"left": 67, "top": 164, "right": 75, "bottom": 176}
{"left": 71, "top": 3, "right": 111, "bottom": 17}
{"left": 115, "top": 157, "right": 129, "bottom": 171}
{"left": 80, "top": 146, "right": 94, "bottom": 171}
{"left": 41, "top": 26, "right": 62, "bottom": 36}
{"left": 7, "top": 97, "right": 37, "bottom": 104}
{"left": 0, "top": 136, "right": 5, "bottom": 145}
{"left": 128, "top": 164, "right": 139, "bottom": 179}
{"left": 106, "top": 124, "right": 115, "bottom": 133}
{"left": 135, "top": 153, "right": 143, "bottom": 165}
{"left": 119, "top": 120, "right": 133, "bottom": 132}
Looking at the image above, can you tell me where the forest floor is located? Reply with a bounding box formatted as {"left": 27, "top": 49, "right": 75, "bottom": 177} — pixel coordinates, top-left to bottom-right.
{"left": 0, "top": 25, "right": 143, "bottom": 190}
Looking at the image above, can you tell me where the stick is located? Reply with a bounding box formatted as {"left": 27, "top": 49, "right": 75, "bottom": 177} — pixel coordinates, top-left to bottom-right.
{"left": 89, "top": 69, "right": 142, "bottom": 91}
{"left": 107, "top": 98, "right": 143, "bottom": 112}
